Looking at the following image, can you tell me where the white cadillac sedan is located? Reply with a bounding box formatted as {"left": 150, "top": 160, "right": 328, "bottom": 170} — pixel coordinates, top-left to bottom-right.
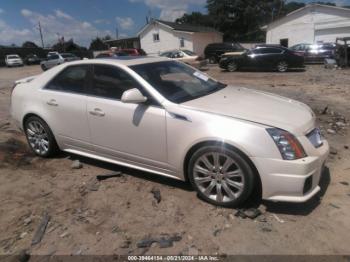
{"left": 11, "top": 57, "right": 329, "bottom": 207}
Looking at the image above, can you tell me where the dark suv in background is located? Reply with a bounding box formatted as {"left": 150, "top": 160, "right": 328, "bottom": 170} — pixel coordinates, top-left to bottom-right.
{"left": 290, "top": 43, "right": 336, "bottom": 63}
{"left": 204, "top": 42, "right": 245, "bottom": 64}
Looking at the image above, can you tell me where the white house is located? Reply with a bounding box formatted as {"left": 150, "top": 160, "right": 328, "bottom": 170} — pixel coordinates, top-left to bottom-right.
{"left": 137, "top": 19, "right": 223, "bottom": 56}
{"left": 264, "top": 4, "right": 350, "bottom": 47}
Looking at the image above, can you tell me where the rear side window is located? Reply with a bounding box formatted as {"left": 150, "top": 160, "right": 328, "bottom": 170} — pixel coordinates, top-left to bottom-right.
{"left": 45, "top": 65, "right": 89, "bottom": 94}
{"left": 90, "top": 65, "right": 141, "bottom": 100}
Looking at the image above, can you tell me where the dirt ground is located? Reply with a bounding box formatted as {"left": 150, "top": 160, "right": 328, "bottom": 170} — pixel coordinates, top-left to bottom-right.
{"left": 0, "top": 64, "right": 349, "bottom": 256}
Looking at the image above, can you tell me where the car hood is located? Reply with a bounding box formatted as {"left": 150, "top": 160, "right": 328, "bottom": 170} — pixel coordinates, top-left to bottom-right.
{"left": 181, "top": 86, "right": 315, "bottom": 135}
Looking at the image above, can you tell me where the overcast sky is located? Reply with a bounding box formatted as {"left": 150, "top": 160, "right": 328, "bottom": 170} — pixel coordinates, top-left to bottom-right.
{"left": 0, "top": 0, "right": 349, "bottom": 47}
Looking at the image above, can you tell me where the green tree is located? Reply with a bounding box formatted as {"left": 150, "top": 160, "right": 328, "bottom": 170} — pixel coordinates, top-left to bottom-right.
{"left": 89, "top": 37, "right": 108, "bottom": 51}
{"left": 176, "top": 12, "right": 213, "bottom": 27}
{"left": 102, "top": 35, "right": 112, "bottom": 41}
{"left": 22, "top": 41, "right": 39, "bottom": 48}
{"left": 206, "top": 0, "right": 284, "bottom": 41}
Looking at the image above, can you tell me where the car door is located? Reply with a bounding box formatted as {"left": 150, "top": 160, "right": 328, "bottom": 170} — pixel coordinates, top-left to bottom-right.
{"left": 259, "top": 48, "right": 284, "bottom": 68}
{"left": 86, "top": 64, "right": 168, "bottom": 169}
{"left": 39, "top": 64, "right": 91, "bottom": 150}
{"left": 46, "top": 54, "right": 60, "bottom": 68}
{"left": 245, "top": 49, "right": 264, "bottom": 68}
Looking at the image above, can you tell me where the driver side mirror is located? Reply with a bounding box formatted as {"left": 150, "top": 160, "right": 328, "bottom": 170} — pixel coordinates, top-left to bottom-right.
{"left": 121, "top": 88, "right": 147, "bottom": 104}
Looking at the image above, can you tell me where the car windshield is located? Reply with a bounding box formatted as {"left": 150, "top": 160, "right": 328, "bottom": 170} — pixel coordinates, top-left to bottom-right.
{"left": 8, "top": 55, "right": 19, "bottom": 59}
{"left": 182, "top": 50, "right": 196, "bottom": 56}
{"left": 130, "top": 61, "right": 226, "bottom": 103}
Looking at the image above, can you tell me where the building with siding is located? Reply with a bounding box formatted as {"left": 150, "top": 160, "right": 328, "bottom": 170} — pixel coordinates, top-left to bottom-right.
{"left": 264, "top": 4, "right": 350, "bottom": 47}
{"left": 137, "top": 19, "right": 223, "bottom": 56}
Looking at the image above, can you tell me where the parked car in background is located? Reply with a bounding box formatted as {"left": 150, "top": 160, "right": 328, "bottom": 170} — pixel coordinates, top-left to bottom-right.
{"left": 290, "top": 43, "right": 336, "bottom": 64}
{"left": 47, "top": 51, "right": 59, "bottom": 57}
{"left": 204, "top": 42, "right": 245, "bottom": 64}
{"left": 160, "top": 49, "right": 207, "bottom": 70}
{"left": 121, "top": 48, "right": 147, "bottom": 56}
{"left": 41, "top": 53, "right": 80, "bottom": 71}
{"left": 219, "top": 46, "right": 304, "bottom": 72}
{"left": 5, "top": 54, "right": 23, "bottom": 67}
{"left": 11, "top": 57, "right": 329, "bottom": 207}
{"left": 24, "top": 54, "right": 41, "bottom": 65}
{"left": 95, "top": 51, "right": 129, "bottom": 58}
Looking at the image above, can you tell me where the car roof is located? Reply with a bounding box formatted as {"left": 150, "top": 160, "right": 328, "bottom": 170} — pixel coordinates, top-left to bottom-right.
{"left": 67, "top": 56, "right": 170, "bottom": 67}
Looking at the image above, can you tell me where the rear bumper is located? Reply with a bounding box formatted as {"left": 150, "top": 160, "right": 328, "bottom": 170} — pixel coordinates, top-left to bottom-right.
{"left": 7, "top": 62, "right": 23, "bottom": 66}
{"left": 251, "top": 140, "right": 329, "bottom": 203}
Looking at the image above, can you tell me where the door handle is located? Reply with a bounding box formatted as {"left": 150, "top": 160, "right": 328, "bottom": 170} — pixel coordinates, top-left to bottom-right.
{"left": 89, "top": 108, "right": 105, "bottom": 117}
{"left": 47, "top": 99, "right": 58, "bottom": 106}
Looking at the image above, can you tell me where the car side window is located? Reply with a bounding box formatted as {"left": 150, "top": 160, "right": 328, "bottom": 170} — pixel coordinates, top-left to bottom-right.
{"left": 45, "top": 65, "right": 89, "bottom": 94}
{"left": 48, "top": 54, "right": 59, "bottom": 60}
{"left": 251, "top": 49, "right": 262, "bottom": 54}
{"left": 90, "top": 65, "right": 142, "bottom": 100}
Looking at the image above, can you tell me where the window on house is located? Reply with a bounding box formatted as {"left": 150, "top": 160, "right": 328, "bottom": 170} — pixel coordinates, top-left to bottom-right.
{"left": 153, "top": 33, "right": 160, "bottom": 42}
{"left": 180, "top": 37, "right": 185, "bottom": 48}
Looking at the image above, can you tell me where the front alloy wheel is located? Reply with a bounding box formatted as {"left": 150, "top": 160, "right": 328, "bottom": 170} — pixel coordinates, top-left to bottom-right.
{"left": 188, "top": 146, "right": 255, "bottom": 207}
{"left": 277, "top": 61, "right": 288, "bottom": 72}
{"left": 227, "top": 61, "right": 238, "bottom": 72}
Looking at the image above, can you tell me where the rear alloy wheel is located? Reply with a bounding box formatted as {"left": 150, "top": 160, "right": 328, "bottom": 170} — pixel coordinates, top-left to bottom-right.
{"left": 277, "top": 61, "right": 288, "bottom": 72}
{"left": 188, "top": 145, "right": 255, "bottom": 207}
{"left": 227, "top": 61, "right": 238, "bottom": 72}
{"left": 24, "top": 116, "right": 59, "bottom": 157}
{"left": 209, "top": 56, "right": 217, "bottom": 64}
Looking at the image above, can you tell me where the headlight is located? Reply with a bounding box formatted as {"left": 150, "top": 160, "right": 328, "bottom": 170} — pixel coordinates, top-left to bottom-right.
{"left": 267, "top": 128, "right": 306, "bottom": 160}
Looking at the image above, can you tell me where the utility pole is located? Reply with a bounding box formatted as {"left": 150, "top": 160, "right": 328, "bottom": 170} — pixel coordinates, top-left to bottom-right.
{"left": 38, "top": 21, "right": 44, "bottom": 48}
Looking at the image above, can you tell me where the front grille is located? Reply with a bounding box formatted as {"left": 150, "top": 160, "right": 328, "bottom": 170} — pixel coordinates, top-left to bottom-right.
{"left": 303, "top": 175, "right": 313, "bottom": 194}
{"left": 306, "top": 128, "right": 323, "bottom": 148}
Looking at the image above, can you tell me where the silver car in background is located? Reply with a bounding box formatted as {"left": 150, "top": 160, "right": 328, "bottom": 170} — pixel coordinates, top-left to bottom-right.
{"left": 40, "top": 52, "right": 80, "bottom": 71}
{"left": 11, "top": 57, "right": 329, "bottom": 207}
{"left": 5, "top": 54, "right": 24, "bottom": 67}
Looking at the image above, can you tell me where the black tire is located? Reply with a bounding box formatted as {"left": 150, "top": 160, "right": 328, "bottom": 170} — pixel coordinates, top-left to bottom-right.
{"left": 208, "top": 56, "right": 217, "bottom": 64}
{"left": 41, "top": 64, "right": 47, "bottom": 71}
{"left": 227, "top": 61, "right": 238, "bottom": 72}
{"left": 24, "top": 116, "right": 59, "bottom": 157}
{"left": 276, "top": 61, "right": 288, "bottom": 72}
{"left": 188, "top": 145, "right": 255, "bottom": 207}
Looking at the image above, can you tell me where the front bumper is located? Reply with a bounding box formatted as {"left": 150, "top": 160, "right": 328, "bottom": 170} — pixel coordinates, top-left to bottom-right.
{"left": 251, "top": 140, "right": 329, "bottom": 203}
